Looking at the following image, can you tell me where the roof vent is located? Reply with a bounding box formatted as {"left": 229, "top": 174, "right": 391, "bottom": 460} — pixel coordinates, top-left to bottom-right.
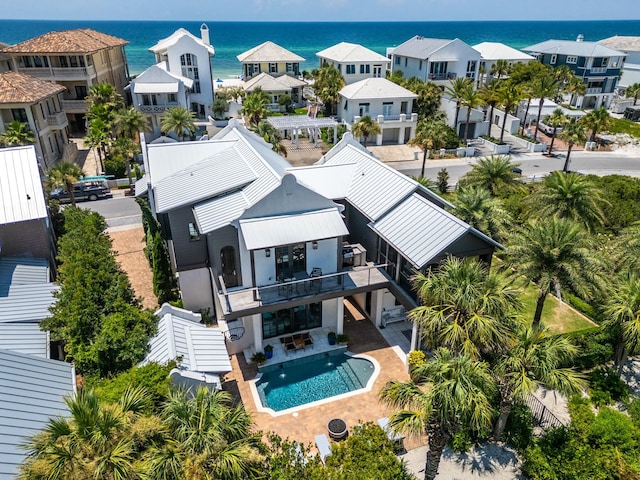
{"left": 576, "top": 34, "right": 584, "bottom": 42}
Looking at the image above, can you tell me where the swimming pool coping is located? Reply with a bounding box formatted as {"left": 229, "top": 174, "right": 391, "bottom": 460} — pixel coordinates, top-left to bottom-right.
{"left": 248, "top": 351, "right": 381, "bottom": 417}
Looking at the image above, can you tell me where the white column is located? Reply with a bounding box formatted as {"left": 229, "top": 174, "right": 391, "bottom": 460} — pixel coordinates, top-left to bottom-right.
{"left": 398, "top": 127, "right": 405, "bottom": 145}
{"left": 336, "top": 298, "right": 345, "bottom": 335}
{"left": 410, "top": 321, "right": 419, "bottom": 352}
{"left": 370, "top": 289, "right": 384, "bottom": 327}
{"left": 252, "top": 314, "right": 263, "bottom": 352}
{"left": 376, "top": 131, "right": 383, "bottom": 146}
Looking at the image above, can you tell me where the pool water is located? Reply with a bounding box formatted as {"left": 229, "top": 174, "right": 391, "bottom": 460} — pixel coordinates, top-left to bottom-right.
{"left": 256, "top": 350, "right": 375, "bottom": 412}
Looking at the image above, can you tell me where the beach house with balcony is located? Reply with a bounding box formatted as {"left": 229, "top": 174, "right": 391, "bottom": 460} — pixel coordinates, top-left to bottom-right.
{"left": 388, "top": 36, "right": 481, "bottom": 87}
{"left": 338, "top": 77, "right": 418, "bottom": 145}
{"left": 1, "top": 29, "right": 129, "bottom": 132}
{"left": 316, "top": 42, "right": 390, "bottom": 84}
{"left": 0, "top": 71, "right": 70, "bottom": 167}
{"left": 243, "top": 72, "right": 307, "bottom": 112}
{"left": 237, "top": 41, "right": 304, "bottom": 81}
{"left": 523, "top": 36, "right": 626, "bottom": 109}
{"left": 137, "top": 121, "right": 499, "bottom": 358}
{"left": 472, "top": 42, "right": 534, "bottom": 85}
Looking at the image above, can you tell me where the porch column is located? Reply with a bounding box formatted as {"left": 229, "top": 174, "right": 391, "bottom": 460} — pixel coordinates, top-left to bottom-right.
{"left": 252, "top": 314, "right": 263, "bottom": 352}
{"left": 370, "top": 289, "right": 384, "bottom": 327}
{"left": 397, "top": 127, "right": 405, "bottom": 145}
{"left": 336, "top": 299, "right": 345, "bottom": 335}
{"left": 410, "top": 321, "right": 419, "bottom": 352}
{"left": 333, "top": 125, "right": 337, "bottom": 144}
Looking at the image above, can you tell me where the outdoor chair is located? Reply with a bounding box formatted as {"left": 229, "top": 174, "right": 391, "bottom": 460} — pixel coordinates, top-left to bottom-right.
{"left": 315, "top": 434, "right": 331, "bottom": 464}
{"left": 377, "top": 417, "right": 405, "bottom": 451}
{"left": 302, "top": 332, "right": 314, "bottom": 348}
{"left": 310, "top": 267, "right": 323, "bottom": 290}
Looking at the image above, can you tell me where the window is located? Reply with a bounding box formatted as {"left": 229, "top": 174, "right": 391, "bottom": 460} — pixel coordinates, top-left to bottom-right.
{"left": 40, "top": 104, "right": 45, "bottom": 119}
{"left": 286, "top": 62, "right": 295, "bottom": 73}
{"left": 33, "top": 56, "right": 48, "bottom": 68}
{"left": 69, "top": 56, "right": 78, "bottom": 68}
{"left": 269, "top": 62, "right": 278, "bottom": 73}
{"left": 466, "top": 60, "right": 477, "bottom": 79}
{"left": 382, "top": 102, "right": 392, "bottom": 116}
{"left": 400, "top": 101, "right": 408, "bottom": 114}
{"left": 358, "top": 103, "right": 370, "bottom": 116}
{"left": 337, "top": 64, "right": 341, "bottom": 73}
{"left": 419, "top": 60, "right": 422, "bottom": 70}
{"left": 346, "top": 64, "right": 355, "bottom": 74}
{"left": 58, "top": 56, "right": 68, "bottom": 68}
{"left": 395, "top": 56, "right": 401, "bottom": 65}
{"left": 359, "top": 64, "right": 370, "bottom": 74}
{"left": 75, "top": 86, "right": 87, "bottom": 99}
{"left": 566, "top": 56, "right": 578, "bottom": 64}
{"left": 550, "top": 54, "right": 557, "bottom": 65}
{"left": 11, "top": 108, "right": 28, "bottom": 123}
{"left": 275, "top": 243, "right": 306, "bottom": 278}
{"left": 168, "top": 93, "right": 177, "bottom": 103}
{"left": 188, "top": 223, "right": 200, "bottom": 241}
{"left": 22, "top": 56, "right": 32, "bottom": 67}
{"left": 261, "top": 302, "right": 322, "bottom": 339}
{"left": 405, "top": 57, "right": 408, "bottom": 67}
{"left": 601, "top": 57, "right": 609, "bottom": 67}
{"left": 181, "top": 53, "right": 200, "bottom": 93}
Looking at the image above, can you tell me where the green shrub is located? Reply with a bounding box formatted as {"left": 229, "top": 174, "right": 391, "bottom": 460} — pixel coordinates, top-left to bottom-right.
{"left": 407, "top": 350, "right": 427, "bottom": 376}
{"left": 589, "top": 367, "right": 629, "bottom": 405}
{"left": 565, "top": 293, "right": 595, "bottom": 319}
{"left": 104, "top": 154, "right": 127, "bottom": 178}
{"left": 503, "top": 403, "right": 535, "bottom": 451}
{"left": 565, "top": 328, "right": 615, "bottom": 369}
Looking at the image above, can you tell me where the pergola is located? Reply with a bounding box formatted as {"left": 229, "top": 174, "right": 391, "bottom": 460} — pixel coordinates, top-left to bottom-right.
{"left": 266, "top": 115, "right": 339, "bottom": 149}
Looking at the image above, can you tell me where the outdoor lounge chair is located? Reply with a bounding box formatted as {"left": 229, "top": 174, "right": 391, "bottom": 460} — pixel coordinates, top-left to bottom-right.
{"left": 378, "top": 417, "right": 405, "bottom": 448}
{"left": 302, "top": 332, "right": 314, "bottom": 348}
{"left": 315, "top": 433, "right": 331, "bottom": 464}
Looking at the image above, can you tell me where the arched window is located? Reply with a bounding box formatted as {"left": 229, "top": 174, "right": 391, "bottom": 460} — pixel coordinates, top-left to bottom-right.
{"left": 180, "top": 53, "right": 201, "bottom": 94}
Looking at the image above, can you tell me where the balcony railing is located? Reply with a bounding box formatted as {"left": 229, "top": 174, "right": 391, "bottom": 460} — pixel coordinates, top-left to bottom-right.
{"left": 353, "top": 113, "right": 418, "bottom": 124}
{"left": 46, "top": 111, "right": 67, "bottom": 127}
{"left": 138, "top": 104, "right": 177, "bottom": 114}
{"left": 18, "top": 66, "right": 93, "bottom": 78}
{"left": 213, "top": 263, "right": 391, "bottom": 320}
{"left": 61, "top": 99, "right": 88, "bottom": 112}
{"left": 589, "top": 67, "right": 607, "bottom": 75}
{"left": 586, "top": 87, "right": 602, "bottom": 94}
{"left": 428, "top": 72, "right": 457, "bottom": 81}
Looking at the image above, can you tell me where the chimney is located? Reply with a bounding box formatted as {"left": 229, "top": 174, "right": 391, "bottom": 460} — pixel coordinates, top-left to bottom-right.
{"left": 200, "top": 23, "right": 210, "bottom": 45}
{"left": 576, "top": 34, "right": 584, "bottom": 42}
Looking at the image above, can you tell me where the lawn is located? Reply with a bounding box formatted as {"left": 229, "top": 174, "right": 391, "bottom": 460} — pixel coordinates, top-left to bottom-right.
{"left": 606, "top": 117, "right": 640, "bottom": 138}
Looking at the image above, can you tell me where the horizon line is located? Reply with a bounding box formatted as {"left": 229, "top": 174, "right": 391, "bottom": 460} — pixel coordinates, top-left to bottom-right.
{"left": 3, "top": 18, "right": 640, "bottom": 23}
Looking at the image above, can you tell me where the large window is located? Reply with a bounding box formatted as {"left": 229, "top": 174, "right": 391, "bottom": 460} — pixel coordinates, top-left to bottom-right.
{"left": 262, "top": 302, "right": 322, "bottom": 339}
{"left": 275, "top": 243, "right": 306, "bottom": 279}
{"left": 360, "top": 64, "right": 370, "bottom": 74}
{"left": 181, "top": 53, "right": 201, "bottom": 93}
{"left": 466, "top": 60, "right": 477, "bottom": 79}
{"left": 11, "top": 108, "right": 28, "bottom": 123}
{"left": 269, "top": 63, "right": 278, "bottom": 74}
{"left": 346, "top": 64, "right": 355, "bottom": 74}
{"left": 566, "top": 56, "right": 578, "bottom": 64}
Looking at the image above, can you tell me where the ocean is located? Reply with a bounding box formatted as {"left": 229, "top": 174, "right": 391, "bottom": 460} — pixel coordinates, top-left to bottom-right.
{"left": 1, "top": 19, "right": 639, "bottom": 78}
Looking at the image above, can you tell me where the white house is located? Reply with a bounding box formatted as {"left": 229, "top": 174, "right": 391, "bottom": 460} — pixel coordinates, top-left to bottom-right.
{"left": 389, "top": 36, "right": 481, "bottom": 86}
{"left": 146, "top": 25, "right": 215, "bottom": 122}
{"left": 440, "top": 97, "right": 488, "bottom": 140}
{"left": 237, "top": 41, "right": 304, "bottom": 81}
{"left": 338, "top": 77, "right": 418, "bottom": 145}
{"left": 316, "top": 42, "right": 390, "bottom": 84}
{"left": 472, "top": 42, "right": 534, "bottom": 85}
{"left": 243, "top": 72, "right": 307, "bottom": 112}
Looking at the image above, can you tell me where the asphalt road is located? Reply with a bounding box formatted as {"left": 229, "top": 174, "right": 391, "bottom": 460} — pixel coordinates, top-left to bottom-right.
{"left": 77, "top": 193, "right": 142, "bottom": 228}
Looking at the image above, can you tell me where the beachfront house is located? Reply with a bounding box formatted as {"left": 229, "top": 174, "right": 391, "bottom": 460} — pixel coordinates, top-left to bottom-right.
{"left": 0, "top": 71, "right": 71, "bottom": 167}
{"left": 243, "top": 72, "right": 307, "bottom": 112}
{"left": 237, "top": 41, "right": 304, "bottom": 81}
{"left": 316, "top": 42, "right": 390, "bottom": 84}
{"left": 1, "top": 29, "right": 129, "bottom": 132}
{"left": 598, "top": 36, "right": 640, "bottom": 93}
{"left": 137, "top": 121, "right": 499, "bottom": 359}
{"left": 338, "top": 77, "right": 418, "bottom": 145}
{"left": 388, "top": 36, "right": 481, "bottom": 87}
{"left": 472, "top": 42, "right": 534, "bottom": 85}
{"left": 523, "top": 35, "right": 626, "bottom": 109}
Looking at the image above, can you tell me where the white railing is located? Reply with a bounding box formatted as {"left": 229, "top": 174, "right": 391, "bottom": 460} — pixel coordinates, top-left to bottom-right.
{"left": 428, "top": 72, "right": 457, "bottom": 81}
{"left": 61, "top": 100, "right": 88, "bottom": 111}
{"left": 138, "top": 104, "right": 175, "bottom": 114}
{"left": 589, "top": 67, "right": 607, "bottom": 74}
{"left": 46, "top": 111, "right": 67, "bottom": 127}
{"left": 354, "top": 113, "right": 418, "bottom": 124}
{"left": 18, "top": 66, "right": 92, "bottom": 78}
{"left": 586, "top": 87, "right": 602, "bottom": 94}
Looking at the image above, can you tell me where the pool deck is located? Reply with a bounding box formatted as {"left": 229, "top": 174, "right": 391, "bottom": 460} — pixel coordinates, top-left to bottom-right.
{"left": 224, "top": 307, "right": 425, "bottom": 451}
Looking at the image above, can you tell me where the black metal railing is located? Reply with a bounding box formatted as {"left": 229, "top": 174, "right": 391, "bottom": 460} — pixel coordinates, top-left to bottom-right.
{"left": 525, "top": 394, "right": 565, "bottom": 430}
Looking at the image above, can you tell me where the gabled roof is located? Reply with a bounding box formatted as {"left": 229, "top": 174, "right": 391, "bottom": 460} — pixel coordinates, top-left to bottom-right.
{"left": 0, "top": 146, "right": 48, "bottom": 225}
{"left": 143, "top": 303, "right": 231, "bottom": 373}
{"left": 0, "top": 323, "right": 49, "bottom": 358}
{"left": 523, "top": 39, "right": 625, "bottom": 58}
{"left": 0, "top": 256, "right": 50, "bottom": 285}
{"left": 288, "top": 163, "right": 357, "bottom": 199}
{"left": 599, "top": 35, "right": 640, "bottom": 53}
{"left": 391, "top": 36, "right": 477, "bottom": 60}
{"left": 0, "top": 282, "right": 59, "bottom": 323}
{"left": 472, "top": 42, "right": 534, "bottom": 61}
{"left": 339, "top": 77, "right": 417, "bottom": 101}
{"left": 243, "top": 72, "right": 305, "bottom": 92}
{"left": 149, "top": 27, "right": 215, "bottom": 56}
{"left": 317, "top": 42, "right": 390, "bottom": 63}
{"left": 0, "top": 71, "right": 66, "bottom": 104}
{"left": 237, "top": 41, "right": 304, "bottom": 63}
{"left": 1, "top": 28, "right": 127, "bottom": 54}
{"left": 131, "top": 62, "right": 193, "bottom": 94}
{"left": 0, "top": 349, "right": 75, "bottom": 478}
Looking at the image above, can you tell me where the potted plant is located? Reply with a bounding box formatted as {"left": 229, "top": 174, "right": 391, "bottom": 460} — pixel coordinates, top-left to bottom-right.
{"left": 264, "top": 344, "right": 274, "bottom": 359}
{"left": 328, "top": 331, "right": 337, "bottom": 345}
{"left": 337, "top": 334, "right": 349, "bottom": 345}
{"left": 251, "top": 352, "right": 267, "bottom": 365}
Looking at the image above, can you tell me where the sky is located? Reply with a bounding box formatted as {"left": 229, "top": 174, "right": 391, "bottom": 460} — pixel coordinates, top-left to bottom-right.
{"left": 2, "top": 0, "right": 639, "bottom": 22}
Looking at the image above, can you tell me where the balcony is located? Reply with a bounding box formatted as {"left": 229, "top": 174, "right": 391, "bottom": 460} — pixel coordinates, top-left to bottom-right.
{"left": 586, "top": 87, "right": 603, "bottom": 94}
{"left": 213, "top": 263, "right": 391, "bottom": 321}
{"left": 138, "top": 104, "right": 177, "bottom": 114}
{"left": 46, "top": 111, "right": 68, "bottom": 128}
{"left": 61, "top": 99, "right": 88, "bottom": 112}
{"left": 18, "top": 66, "right": 93, "bottom": 79}
{"left": 428, "top": 72, "right": 457, "bottom": 81}
{"left": 589, "top": 67, "right": 607, "bottom": 75}
{"left": 353, "top": 113, "right": 418, "bottom": 125}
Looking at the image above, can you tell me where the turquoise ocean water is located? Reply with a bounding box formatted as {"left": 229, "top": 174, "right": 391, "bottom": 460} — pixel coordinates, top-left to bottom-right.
{"left": 1, "top": 20, "right": 639, "bottom": 78}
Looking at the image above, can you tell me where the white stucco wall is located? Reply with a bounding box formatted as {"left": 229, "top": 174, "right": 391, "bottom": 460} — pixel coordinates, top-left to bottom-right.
{"left": 178, "top": 267, "right": 214, "bottom": 312}
{"left": 305, "top": 238, "right": 338, "bottom": 275}
{"left": 320, "top": 59, "right": 388, "bottom": 84}
{"left": 340, "top": 96, "right": 413, "bottom": 124}
{"left": 322, "top": 297, "right": 341, "bottom": 331}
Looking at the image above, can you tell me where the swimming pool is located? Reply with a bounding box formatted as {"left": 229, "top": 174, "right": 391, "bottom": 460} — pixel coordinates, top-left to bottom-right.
{"left": 255, "top": 350, "right": 377, "bottom": 413}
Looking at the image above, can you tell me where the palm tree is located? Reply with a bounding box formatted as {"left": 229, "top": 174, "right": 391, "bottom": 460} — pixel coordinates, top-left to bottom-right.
{"left": 490, "top": 59, "right": 510, "bottom": 81}
{"left": 0, "top": 120, "right": 35, "bottom": 146}
{"left": 530, "top": 73, "right": 560, "bottom": 139}
{"left": 412, "top": 81, "right": 444, "bottom": 118}
{"left": 46, "top": 162, "right": 84, "bottom": 206}
{"left": 160, "top": 106, "right": 196, "bottom": 141}
{"left": 605, "top": 274, "right": 640, "bottom": 375}
{"left": 503, "top": 216, "right": 603, "bottom": 326}
{"left": 544, "top": 108, "right": 568, "bottom": 155}
{"left": 379, "top": 348, "right": 496, "bottom": 480}
{"left": 313, "top": 62, "right": 345, "bottom": 116}
{"left": 580, "top": 105, "right": 611, "bottom": 143}
{"left": 492, "top": 323, "right": 586, "bottom": 440}
{"left": 528, "top": 171, "right": 607, "bottom": 231}
{"left": 84, "top": 125, "right": 108, "bottom": 174}
{"left": 351, "top": 115, "right": 381, "bottom": 146}
{"left": 626, "top": 83, "right": 640, "bottom": 105}
{"left": 459, "top": 154, "right": 522, "bottom": 196}
{"left": 565, "top": 76, "right": 587, "bottom": 107}
{"left": 254, "top": 120, "right": 287, "bottom": 156}
{"left": 411, "top": 175, "right": 437, "bottom": 191}
{"left": 410, "top": 256, "right": 521, "bottom": 359}
{"left": 497, "top": 82, "right": 523, "bottom": 143}
{"left": 113, "top": 136, "right": 139, "bottom": 188}
{"left": 19, "top": 387, "right": 150, "bottom": 480}
{"left": 409, "top": 118, "right": 449, "bottom": 177}
{"left": 552, "top": 65, "right": 574, "bottom": 102}
{"left": 445, "top": 77, "right": 473, "bottom": 135}
{"left": 114, "top": 106, "right": 150, "bottom": 142}
{"left": 558, "top": 119, "right": 587, "bottom": 172}
{"left": 86, "top": 82, "right": 124, "bottom": 124}
{"left": 460, "top": 87, "right": 482, "bottom": 143}
{"left": 476, "top": 62, "right": 486, "bottom": 89}
{"left": 452, "top": 186, "right": 512, "bottom": 240}
{"left": 478, "top": 80, "right": 501, "bottom": 137}
{"left": 145, "top": 387, "right": 262, "bottom": 480}
{"left": 241, "top": 88, "right": 270, "bottom": 127}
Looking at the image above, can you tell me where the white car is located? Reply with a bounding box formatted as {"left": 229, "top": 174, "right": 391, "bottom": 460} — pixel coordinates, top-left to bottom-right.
{"left": 537, "top": 121, "right": 563, "bottom": 136}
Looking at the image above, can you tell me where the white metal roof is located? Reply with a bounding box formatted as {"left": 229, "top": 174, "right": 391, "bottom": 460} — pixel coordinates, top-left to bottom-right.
{"left": 150, "top": 27, "right": 215, "bottom": 55}
{"left": 243, "top": 72, "right": 306, "bottom": 92}
{"left": 523, "top": 39, "right": 625, "bottom": 58}
{"left": 133, "top": 81, "right": 179, "bottom": 94}
{"left": 193, "top": 189, "right": 249, "bottom": 234}
{"left": 371, "top": 193, "right": 500, "bottom": 268}
{"left": 0, "top": 145, "right": 47, "bottom": 225}
{"left": 237, "top": 41, "right": 304, "bottom": 63}
{"left": 143, "top": 303, "right": 231, "bottom": 373}
{"left": 339, "top": 77, "right": 417, "bottom": 101}
{"left": 266, "top": 115, "right": 339, "bottom": 130}
{"left": 0, "top": 323, "right": 49, "bottom": 358}
{"left": 0, "top": 283, "right": 59, "bottom": 323}
{"left": 288, "top": 163, "right": 357, "bottom": 200}
{"left": 239, "top": 208, "right": 348, "bottom": 250}
{"left": 0, "top": 349, "right": 75, "bottom": 478}
{"left": 473, "top": 42, "right": 535, "bottom": 61}
{"left": 316, "top": 42, "right": 390, "bottom": 63}
{"left": 0, "top": 256, "right": 50, "bottom": 285}
{"left": 391, "top": 36, "right": 454, "bottom": 59}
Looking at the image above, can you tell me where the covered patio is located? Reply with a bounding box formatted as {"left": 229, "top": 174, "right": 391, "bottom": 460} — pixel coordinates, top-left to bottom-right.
{"left": 266, "top": 115, "right": 339, "bottom": 149}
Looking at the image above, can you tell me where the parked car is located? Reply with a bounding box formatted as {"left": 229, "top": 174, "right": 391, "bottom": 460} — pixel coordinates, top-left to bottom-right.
{"left": 537, "top": 121, "right": 563, "bottom": 136}
{"left": 50, "top": 181, "right": 110, "bottom": 203}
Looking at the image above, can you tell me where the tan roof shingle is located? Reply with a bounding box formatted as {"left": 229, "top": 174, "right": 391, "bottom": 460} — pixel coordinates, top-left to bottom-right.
{"left": 1, "top": 28, "right": 127, "bottom": 54}
{"left": 0, "top": 71, "right": 66, "bottom": 104}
